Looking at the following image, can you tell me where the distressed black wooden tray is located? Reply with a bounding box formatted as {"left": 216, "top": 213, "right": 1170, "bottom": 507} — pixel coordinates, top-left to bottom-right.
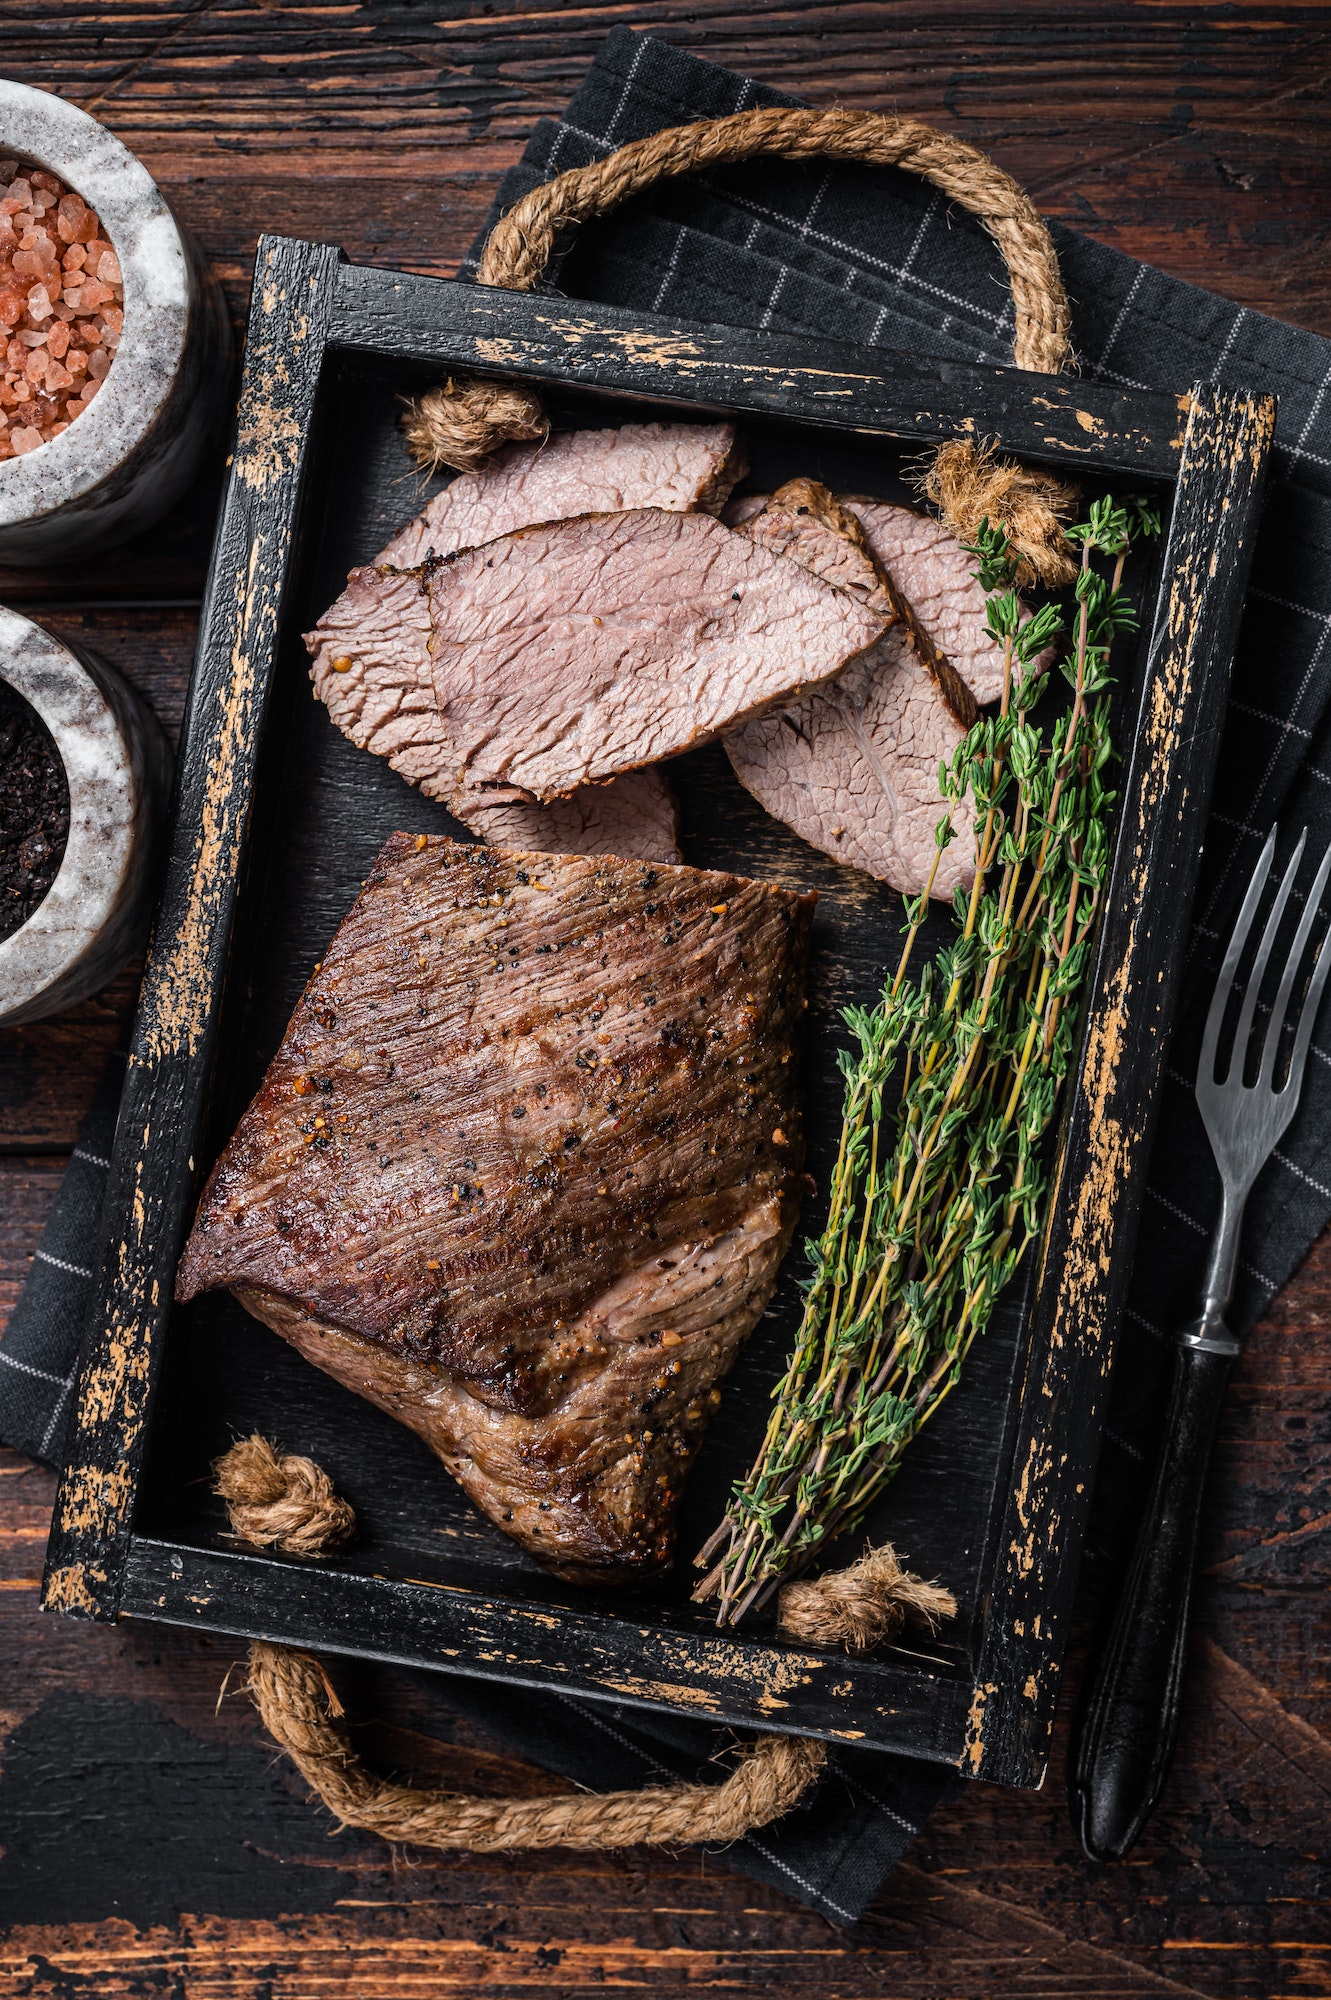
{"left": 42, "top": 235, "right": 1275, "bottom": 1788}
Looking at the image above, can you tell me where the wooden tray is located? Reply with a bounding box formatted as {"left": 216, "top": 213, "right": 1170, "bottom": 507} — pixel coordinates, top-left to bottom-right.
{"left": 42, "top": 235, "right": 1274, "bottom": 1788}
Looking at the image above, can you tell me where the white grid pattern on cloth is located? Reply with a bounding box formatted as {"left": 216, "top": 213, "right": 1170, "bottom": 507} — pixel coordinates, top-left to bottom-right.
{"left": 668, "top": 178, "right": 1017, "bottom": 343}
{"left": 0, "top": 1346, "right": 77, "bottom": 1460}
{"left": 38, "top": 1374, "right": 75, "bottom": 1457}
{"left": 1095, "top": 265, "right": 1148, "bottom": 373}
{"left": 0, "top": 1347, "right": 69, "bottom": 1389}
{"left": 34, "top": 1250, "right": 92, "bottom": 1279}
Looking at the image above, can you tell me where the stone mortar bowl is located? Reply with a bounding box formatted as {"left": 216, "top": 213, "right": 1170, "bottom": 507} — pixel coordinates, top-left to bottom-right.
{"left": 0, "top": 80, "right": 232, "bottom": 561}
{"left": 0, "top": 607, "right": 171, "bottom": 1026}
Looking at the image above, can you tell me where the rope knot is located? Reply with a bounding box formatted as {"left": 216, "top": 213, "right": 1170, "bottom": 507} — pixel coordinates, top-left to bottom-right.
{"left": 214, "top": 1434, "right": 356, "bottom": 1558}
{"left": 920, "top": 438, "right": 1079, "bottom": 589}
{"left": 402, "top": 375, "right": 548, "bottom": 477}
{"left": 405, "top": 106, "right": 1074, "bottom": 486}
{"left": 777, "top": 1544, "right": 958, "bottom": 1653}
{"left": 213, "top": 1439, "right": 951, "bottom": 1854}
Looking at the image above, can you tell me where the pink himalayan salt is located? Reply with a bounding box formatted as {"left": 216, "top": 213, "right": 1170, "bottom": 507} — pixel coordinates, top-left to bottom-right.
{"left": 0, "top": 161, "right": 122, "bottom": 459}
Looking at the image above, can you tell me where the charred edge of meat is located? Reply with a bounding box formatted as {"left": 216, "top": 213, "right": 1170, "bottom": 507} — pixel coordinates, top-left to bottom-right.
{"left": 696, "top": 434, "right": 750, "bottom": 517}
{"left": 230, "top": 1185, "right": 795, "bottom": 1586}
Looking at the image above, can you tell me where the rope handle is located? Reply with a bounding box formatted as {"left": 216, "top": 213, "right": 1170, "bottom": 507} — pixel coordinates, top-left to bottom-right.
{"left": 217, "top": 1436, "right": 955, "bottom": 1853}
{"left": 477, "top": 106, "right": 1070, "bottom": 371}
{"left": 404, "top": 104, "right": 1079, "bottom": 584}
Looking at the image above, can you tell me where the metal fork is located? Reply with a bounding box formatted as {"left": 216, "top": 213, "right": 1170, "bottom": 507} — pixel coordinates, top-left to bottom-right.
{"left": 1071, "top": 823, "right": 1331, "bottom": 1862}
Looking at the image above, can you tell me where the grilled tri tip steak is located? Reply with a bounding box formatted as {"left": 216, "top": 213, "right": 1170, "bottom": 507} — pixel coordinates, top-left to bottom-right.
{"left": 725, "top": 481, "right": 976, "bottom": 897}
{"left": 305, "top": 422, "right": 747, "bottom": 864}
{"left": 176, "top": 833, "right": 814, "bottom": 1584}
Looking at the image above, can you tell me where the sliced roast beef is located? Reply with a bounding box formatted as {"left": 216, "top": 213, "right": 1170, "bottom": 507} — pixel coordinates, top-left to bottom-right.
{"left": 299, "top": 564, "right": 675, "bottom": 868}
{"left": 727, "top": 629, "right": 973, "bottom": 897}
{"left": 845, "top": 499, "right": 1016, "bottom": 705}
{"left": 177, "top": 834, "right": 813, "bottom": 1582}
{"left": 307, "top": 563, "right": 449, "bottom": 795}
{"left": 427, "top": 507, "right": 887, "bottom": 800}
{"left": 720, "top": 490, "right": 769, "bottom": 529}
{"left": 726, "top": 480, "right": 975, "bottom": 897}
{"left": 460, "top": 766, "right": 681, "bottom": 865}
{"left": 306, "top": 560, "right": 681, "bottom": 863}
{"left": 736, "top": 480, "right": 975, "bottom": 727}
{"left": 742, "top": 481, "right": 897, "bottom": 618}
{"left": 307, "top": 422, "right": 747, "bottom": 861}
{"left": 381, "top": 421, "right": 746, "bottom": 568}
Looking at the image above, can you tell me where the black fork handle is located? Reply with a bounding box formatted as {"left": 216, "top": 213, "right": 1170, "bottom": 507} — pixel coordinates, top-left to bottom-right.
{"left": 1070, "top": 1342, "right": 1233, "bottom": 1860}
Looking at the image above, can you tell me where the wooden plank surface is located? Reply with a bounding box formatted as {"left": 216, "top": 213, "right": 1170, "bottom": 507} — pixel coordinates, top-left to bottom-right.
{"left": 1, "top": 1, "right": 1328, "bottom": 1992}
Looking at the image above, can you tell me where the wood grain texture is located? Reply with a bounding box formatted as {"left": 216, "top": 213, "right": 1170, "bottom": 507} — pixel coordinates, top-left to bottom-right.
{"left": 0, "top": 2, "right": 1328, "bottom": 1992}
{"left": 333, "top": 262, "right": 1190, "bottom": 473}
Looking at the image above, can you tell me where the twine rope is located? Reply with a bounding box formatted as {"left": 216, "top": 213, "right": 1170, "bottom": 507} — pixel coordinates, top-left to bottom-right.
{"left": 216, "top": 1434, "right": 954, "bottom": 1852}
{"left": 404, "top": 104, "right": 1078, "bottom": 584}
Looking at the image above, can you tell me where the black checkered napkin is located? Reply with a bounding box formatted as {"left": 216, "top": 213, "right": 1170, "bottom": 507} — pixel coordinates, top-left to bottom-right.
{"left": 0, "top": 1050, "right": 124, "bottom": 1465}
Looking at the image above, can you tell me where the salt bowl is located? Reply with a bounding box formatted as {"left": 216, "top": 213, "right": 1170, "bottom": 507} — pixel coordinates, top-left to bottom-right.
{"left": 0, "top": 81, "right": 231, "bottom": 560}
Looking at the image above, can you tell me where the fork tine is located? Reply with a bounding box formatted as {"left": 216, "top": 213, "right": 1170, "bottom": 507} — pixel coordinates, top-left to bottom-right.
{"left": 1280, "top": 838, "right": 1331, "bottom": 1099}
{"left": 1230, "top": 829, "right": 1306, "bottom": 1083}
{"left": 1200, "top": 826, "right": 1277, "bottom": 1088}
{"left": 1261, "top": 830, "right": 1331, "bottom": 1087}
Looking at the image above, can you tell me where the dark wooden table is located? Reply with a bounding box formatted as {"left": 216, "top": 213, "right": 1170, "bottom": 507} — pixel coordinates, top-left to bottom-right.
{"left": 2, "top": 5, "right": 1329, "bottom": 1993}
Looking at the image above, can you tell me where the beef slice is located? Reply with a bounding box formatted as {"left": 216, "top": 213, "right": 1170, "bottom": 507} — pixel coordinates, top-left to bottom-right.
{"left": 736, "top": 480, "right": 975, "bottom": 726}
{"left": 459, "top": 767, "right": 681, "bottom": 865}
{"left": 726, "top": 482, "right": 975, "bottom": 897}
{"left": 381, "top": 420, "right": 746, "bottom": 568}
{"left": 845, "top": 498, "right": 1027, "bottom": 706}
{"left": 304, "top": 557, "right": 681, "bottom": 865}
{"left": 306, "top": 568, "right": 681, "bottom": 864}
{"left": 426, "top": 507, "right": 887, "bottom": 799}
{"left": 304, "top": 419, "right": 746, "bottom": 863}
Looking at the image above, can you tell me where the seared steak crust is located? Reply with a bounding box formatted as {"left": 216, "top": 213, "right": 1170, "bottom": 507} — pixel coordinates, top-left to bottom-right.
{"left": 177, "top": 834, "right": 813, "bottom": 1580}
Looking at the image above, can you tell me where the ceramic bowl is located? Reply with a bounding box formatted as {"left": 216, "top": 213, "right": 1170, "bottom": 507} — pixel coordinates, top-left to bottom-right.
{"left": 0, "top": 606, "right": 171, "bottom": 1025}
{"left": 0, "top": 80, "right": 232, "bottom": 561}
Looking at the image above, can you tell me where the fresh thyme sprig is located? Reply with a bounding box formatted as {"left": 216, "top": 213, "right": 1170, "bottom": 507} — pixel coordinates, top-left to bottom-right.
{"left": 694, "top": 495, "right": 1161, "bottom": 1628}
